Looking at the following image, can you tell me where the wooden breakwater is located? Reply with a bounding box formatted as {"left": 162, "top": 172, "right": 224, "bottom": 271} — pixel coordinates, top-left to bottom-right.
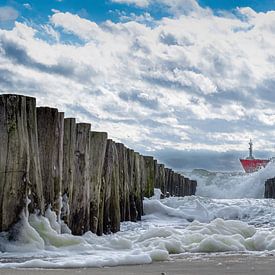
{"left": 0, "top": 94, "right": 197, "bottom": 235}
{"left": 265, "top": 178, "right": 275, "bottom": 198}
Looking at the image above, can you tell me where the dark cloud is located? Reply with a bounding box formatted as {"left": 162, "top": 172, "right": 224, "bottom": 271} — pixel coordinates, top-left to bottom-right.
{"left": 0, "top": 38, "right": 76, "bottom": 76}
{"left": 0, "top": 68, "right": 44, "bottom": 96}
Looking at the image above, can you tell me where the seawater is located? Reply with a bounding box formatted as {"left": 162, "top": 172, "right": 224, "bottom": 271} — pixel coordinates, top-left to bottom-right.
{"left": 1, "top": 161, "right": 275, "bottom": 268}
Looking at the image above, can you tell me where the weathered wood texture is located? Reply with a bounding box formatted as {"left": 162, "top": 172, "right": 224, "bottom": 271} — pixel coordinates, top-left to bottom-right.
{"left": 100, "top": 140, "right": 120, "bottom": 235}
{"left": 61, "top": 118, "right": 76, "bottom": 224}
{"left": 0, "top": 95, "right": 43, "bottom": 231}
{"left": 127, "top": 149, "right": 137, "bottom": 222}
{"left": 0, "top": 94, "right": 197, "bottom": 235}
{"left": 26, "top": 97, "right": 44, "bottom": 214}
{"left": 89, "top": 131, "right": 107, "bottom": 234}
{"left": 70, "top": 123, "right": 91, "bottom": 235}
{"left": 37, "top": 107, "right": 64, "bottom": 216}
{"left": 265, "top": 178, "right": 275, "bottom": 198}
{"left": 144, "top": 156, "right": 155, "bottom": 198}
{"left": 116, "top": 143, "right": 130, "bottom": 222}
{"left": 133, "top": 152, "right": 143, "bottom": 221}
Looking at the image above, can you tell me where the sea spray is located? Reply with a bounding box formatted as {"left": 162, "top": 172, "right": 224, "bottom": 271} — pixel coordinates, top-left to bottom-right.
{"left": 187, "top": 160, "right": 275, "bottom": 199}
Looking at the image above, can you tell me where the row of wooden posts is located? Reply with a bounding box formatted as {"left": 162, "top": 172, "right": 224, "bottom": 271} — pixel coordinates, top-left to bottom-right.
{"left": 0, "top": 94, "right": 197, "bottom": 235}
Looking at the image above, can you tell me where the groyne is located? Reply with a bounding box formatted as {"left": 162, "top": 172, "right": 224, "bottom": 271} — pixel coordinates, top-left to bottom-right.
{"left": 0, "top": 94, "right": 197, "bottom": 235}
{"left": 265, "top": 178, "right": 275, "bottom": 198}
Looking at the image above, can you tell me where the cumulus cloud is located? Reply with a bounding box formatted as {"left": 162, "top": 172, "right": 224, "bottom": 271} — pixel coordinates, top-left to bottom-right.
{"left": 1, "top": 2, "right": 275, "bottom": 170}
{"left": 0, "top": 6, "right": 19, "bottom": 22}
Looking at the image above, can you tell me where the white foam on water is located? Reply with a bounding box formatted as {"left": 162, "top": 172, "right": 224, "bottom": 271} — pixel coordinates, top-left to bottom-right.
{"left": 2, "top": 211, "right": 275, "bottom": 269}
{"left": 1, "top": 163, "right": 275, "bottom": 268}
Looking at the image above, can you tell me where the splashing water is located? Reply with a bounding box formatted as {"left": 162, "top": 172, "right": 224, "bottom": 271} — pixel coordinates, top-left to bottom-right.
{"left": 186, "top": 159, "right": 275, "bottom": 199}
{"left": 1, "top": 161, "right": 275, "bottom": 268}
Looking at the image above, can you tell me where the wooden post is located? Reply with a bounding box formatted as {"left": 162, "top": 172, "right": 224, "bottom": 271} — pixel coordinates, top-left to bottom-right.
{"left": 70, "top": 123, "right": 90, "bottom": 235}
{"left": 37, "top": 107, "right": 64, "bottom": 216}
{"left": 133, "top": 152, "right": 143, "bottom": 221}
{"left": 0, "top": 95, "right": 44, "bottom": 231}
{"left": 190, "top": 180, "right": 197, "bottom": 195}
{"left": 156, "top": 164, "right": 165, "bottom": 194}
{"left": 101, "top": 140, "right": 120, "bottom": 234}
{"left": 144, "top": 156, "right": 155, "bottom": 198}
{"left": 115, "top": 143, "right": 130, "bottom": 222}
{"left": 89, "top": 131, "right": 107, "bottom": 234}
{"left": 139, "top": 155, "right": 146, "bottom": 216}
{"left": 62, "top": 118, "right": 76, "bottom": 225}
{"left": 127, "top": 149, "right": 137, "bottom": 222}
{"left": 26, "top": 97, "right": 44, "bottom": 214}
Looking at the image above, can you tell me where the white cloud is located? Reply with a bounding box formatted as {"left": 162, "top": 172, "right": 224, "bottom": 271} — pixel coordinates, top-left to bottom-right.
{"left": 23, "top": 3, "right": 32, "bottom": 10}
{"left": 51, "top": 12, "right": 106, "bottom": 41}
{"left": 111, "top": 0, "right": 205, "bottom": 15}
{"left": 1, "top": 2, "right": 275, "bottom": 161}
{"left": 0, "top": 6, "right": 18, "bottom": 22}
{"left": 111, "top": 0, "right": 150, "bottom": 8}
{"left": 51, "top": 9, "right": 60, "bottom": 14}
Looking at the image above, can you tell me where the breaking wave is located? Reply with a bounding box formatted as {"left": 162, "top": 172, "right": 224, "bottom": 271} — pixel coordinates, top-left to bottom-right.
{"left": 186, "top": 159, "right": 275, "bottom": 199}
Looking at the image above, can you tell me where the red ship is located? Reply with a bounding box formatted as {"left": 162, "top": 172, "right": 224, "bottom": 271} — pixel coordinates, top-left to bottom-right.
{"left": 240, "top": 140, "right": 270, "bottom": 173}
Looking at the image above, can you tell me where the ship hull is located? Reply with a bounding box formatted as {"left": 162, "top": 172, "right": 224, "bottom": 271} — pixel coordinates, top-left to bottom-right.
{"left": 240, "top": 159, "right": 269, "bottom": 173}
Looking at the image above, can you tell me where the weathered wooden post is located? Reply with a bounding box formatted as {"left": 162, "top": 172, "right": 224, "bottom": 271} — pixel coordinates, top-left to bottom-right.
{"left": 37, "top": 107, "right": 64, "bottom": 216}
{"left": 185, "top": 178, "right": 191, "bottom": 196}
{"left": 157, "top": 164, "right": 165, "bottom": 194}
{"left": 100, "top": 140, "right": 120, "bottom": 235}
{"left": 190, "top": 180, "right": 197, "bottom": 195}
{"left": 179, "top": 175, "right": 184, "bottom": 197}
{"left": 109, "top": 141, "right": 120, "bottom": 233}
{"left": 115, "top": 143, "right": 130, "bottom": 222}
{"left": 175, "top": 172, "right": 179, "bottom": 196}
{"left": 133, "top": 152, "right": 143, "bottom": 220}
{"left": 89, "top": 131, "right": 107, "bottom": 234}
{"left": 144, "top": 156, "right": 155, "bottom": 198}
{"left": 139, "top": 154, "right": 146, "bottom": 216}
{"left": 127, "top": 149, "right": 138, "bottom": 222}
{"left": 169, "top": 170, "right": 174, "bottom": 196}
{"left": 62, "top": 118, "right": 76, "bottom": 224}
{"left": 177, "top": 173, "right": 181, "bottom": 197}
{"left": 70, "top": 123, "right": 91, "bottom": 235}
{"left": 164, "top": 168, "right": 170, "bottom": 197}
{"left": 26, "top": 97, "right": 44, "bottom": 214}
{"left": 265, "top": 178, "right": 275, "bottom": 198}
{"left": 0, "top": 95, "right": 43, "bottom": 231}
{"left": 154, "top": 160, "right": 160, "bottom": 189}
{"left": 265, "top": 179, "right": 270, "bottom": 198}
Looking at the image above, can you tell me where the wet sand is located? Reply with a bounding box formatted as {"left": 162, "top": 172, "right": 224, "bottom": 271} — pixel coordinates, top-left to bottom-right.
{"left": 1, "top": 255, "right": 275, "bottom": 275}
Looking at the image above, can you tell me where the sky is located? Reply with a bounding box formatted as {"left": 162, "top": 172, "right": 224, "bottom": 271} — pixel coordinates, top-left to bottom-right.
{"left": 1, "top": 0, "right": 275, "bottom": 171}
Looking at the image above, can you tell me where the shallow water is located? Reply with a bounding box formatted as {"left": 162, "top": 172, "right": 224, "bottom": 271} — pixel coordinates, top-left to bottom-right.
{"left": 1, "top": 161, "right": 275, "bottom": 268}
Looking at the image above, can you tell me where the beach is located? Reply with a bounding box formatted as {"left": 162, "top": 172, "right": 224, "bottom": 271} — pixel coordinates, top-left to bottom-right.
{"left": 1, "top": 255, "right": 275, "bottom": 275}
